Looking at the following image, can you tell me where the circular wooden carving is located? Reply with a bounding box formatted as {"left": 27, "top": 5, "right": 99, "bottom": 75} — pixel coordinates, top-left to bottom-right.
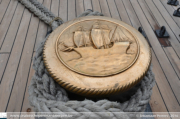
{"left": 43, "top": 16, "right": 151, "bottom": 97}
{"left": 56, "top": 20, "right": 139, "bottom": 76}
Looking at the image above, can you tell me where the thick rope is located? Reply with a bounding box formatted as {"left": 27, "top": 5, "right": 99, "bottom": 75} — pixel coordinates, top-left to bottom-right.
{"left": 18, "top": 0, "right": 63, "bottom": 30}
{"left": 18, "top": 0, "right": 156, "bottom": 118}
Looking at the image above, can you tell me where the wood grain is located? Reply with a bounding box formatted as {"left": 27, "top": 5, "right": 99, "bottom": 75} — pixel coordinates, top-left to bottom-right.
{"left": 76, "top": 0, "right": 84, "bottom": 17}
{"left": 84, "top": 0, "right": 92, "bottom": 10}
{"left": 91, "top": 0, "right": 101, "bottom": 12}
{"left": 59, "top": 0, "right": 68, "bottom": 22}
{"left": 68, "top": 0, "right": 76, "bottom": 20}
{"left": 51, "top": 0, "right": 59, "bottom": 17}
{"left": 107, "top": 0, "right": 120, "bottom": 20}
{"left": 99, "top": 0, "right": 111, "bottom": 17}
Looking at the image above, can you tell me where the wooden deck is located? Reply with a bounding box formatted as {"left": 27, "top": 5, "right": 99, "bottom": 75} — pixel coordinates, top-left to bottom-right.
{"left": 0, "top": 0, "right": 180, "bottom": 115}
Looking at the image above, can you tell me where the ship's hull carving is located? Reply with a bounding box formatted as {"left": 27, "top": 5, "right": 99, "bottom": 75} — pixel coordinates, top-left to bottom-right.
{"left": 43, "top": 16, "right": 151, "bottom": 97}
{"left": 73, "top": 42, "right": 130, "bottom": 58}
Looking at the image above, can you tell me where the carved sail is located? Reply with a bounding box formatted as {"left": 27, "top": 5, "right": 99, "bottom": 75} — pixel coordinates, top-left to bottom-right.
{"left": 113, "top": 31, "right": 121, "bottom": 42}
{"left": 91, "top": 29, "right": 110, "bottom": 49}
{"left": 74, "top": 31, "right": 91, "bottom": 47}
{"left": 111, "top": 26, "right": 128, "bottom": 42}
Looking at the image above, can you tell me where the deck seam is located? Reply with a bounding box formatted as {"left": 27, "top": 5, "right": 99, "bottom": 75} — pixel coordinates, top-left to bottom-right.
{"left": 67, "top": 0, "right": 69, "bottom": 21}
{"left": 98, "top": 0, "right": 102, "bottom": 13}
{"left": 0, "top": 5, "right": 25, "bottom": 83}
{"left": 20, "top": 0, "right": 45, "bottom": 111}
{"left": 113, "top": 0, "right": 122, "bottom": 20}
{"left": 58, "top": 0, "right": 60, "bottom": 16}
{"left": 0, "top": 1, "right": 19, "bottom": 50}
{"left": 58, "top": 0, "right": 60, "bottom": 17}
{"left": 129, "top": 0, "right": 173, "bottom": 113}
{"left": 67, "top": 0, "right": 68, "bottom": 21}
{"left": 121, "top": 0, "right": 133, "bottom": 27}
{"left": 0, "top": 54, "right": 10, "bottom": 84}
{"left": 162, "top": 47, "right": 180, "bottom": 104}
{"left": 90, "top": 0, "right": 93, "bottom": 11}
{"left": 159, "top": 0, "right": 180, "bottom": 29}
{"left": 83, "top": 0, "right": 85, "bottom": 11}
{"left": 145, "top": 0, "right": 180, "bottom": 79}
{"left": 143, "top": 0, "right": 180, "bottom": 59}
{"left": 20, "top": 13, "right": 42, "bottom": 113}
{"left": 135, "top": 0, "right": 172, "bottom": 113}
{"left": 75, "top": 0, "right": 77, "bottom": 17}
{"left": 152, "top": 0, "right": 180, "bottom": 44}
{"left": 106, "top": 0, "right": 112, "bottom": 17}
{"left": 0, "top": 0, "right": 12, "bottom": 24}
{"left": 155, "top": 81, "right": 171, "bottom": 117}
{"left": 126, "top": 1, "right": 170, "bottom": 113}
{"left": 5, "top": 13, "right": 33, "bottom": 112}
{"left": 47, "top": 0, "right": 53, "bottom": 32}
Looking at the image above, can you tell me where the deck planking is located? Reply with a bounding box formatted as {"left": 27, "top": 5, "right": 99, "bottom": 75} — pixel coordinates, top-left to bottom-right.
{"left": 160, "top": 0, "right": 180, "bottom": 28}
{"left": 137, "top": 0, "right": 180, "bottom": 105}
{"left": 21, "top": 54, "right": 35, "bottom": 112}
{"left": 0, "top": 0, "right": 18, "bottom": 50}
{"left": 1, "top": 3, "right": 25, "bottom": 52}
{"left": 6, "top": 1, "right": 41, "bottom": 111}
{"left": 0, "top": 6, "right": 33, "bottom": 112}
{"left": 0, "top": 0, "right": 179, "bottom": 116}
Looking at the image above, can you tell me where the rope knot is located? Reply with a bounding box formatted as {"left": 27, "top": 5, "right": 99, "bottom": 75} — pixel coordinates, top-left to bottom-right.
{"left": 49, "top": 17, "right": 63, "bottom": 28}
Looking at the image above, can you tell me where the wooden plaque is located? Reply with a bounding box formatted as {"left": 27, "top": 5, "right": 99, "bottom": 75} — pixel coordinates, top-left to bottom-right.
{"left": 43, "top": 16, "right": 151, "bottom": 97}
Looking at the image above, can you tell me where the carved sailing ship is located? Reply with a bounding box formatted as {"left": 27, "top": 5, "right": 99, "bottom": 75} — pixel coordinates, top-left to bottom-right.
{"left": 61, "top": 23, "right": 131, "bottom": 58}
{"left": 43, "top": 16, "right": 149, "bottom": 96}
